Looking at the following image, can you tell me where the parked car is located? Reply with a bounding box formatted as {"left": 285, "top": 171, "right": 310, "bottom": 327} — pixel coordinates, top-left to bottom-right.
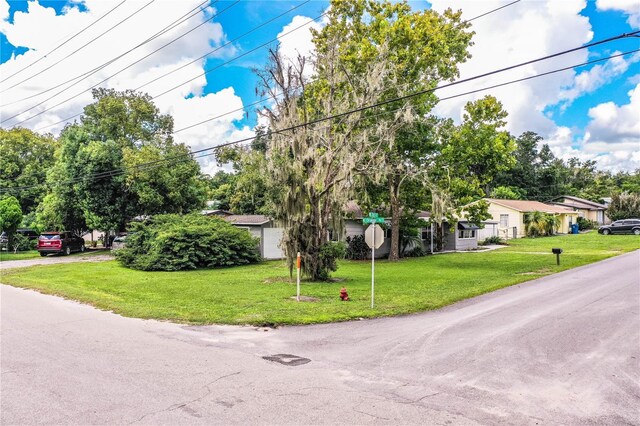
{"left": 598, "top": 219, "right": 640, "bottom": 235}
{"left": 0, "top": 231, "right": 7, "bottom": 249}
{"left": 37, "top": 231, "right": 86, "bottom": 256}
{"left": 111, "top": 234, "right": 128, "bottom": 250}
{"left": 16, "top": 228, "right": 39, "bottom": 240}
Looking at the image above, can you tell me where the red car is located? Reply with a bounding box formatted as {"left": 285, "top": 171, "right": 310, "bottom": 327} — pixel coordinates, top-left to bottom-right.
{"left": 37, "top": 232, "right": 86, "bottom": 256}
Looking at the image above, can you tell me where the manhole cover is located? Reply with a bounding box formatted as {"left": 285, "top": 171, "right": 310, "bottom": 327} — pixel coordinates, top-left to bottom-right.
{"left": 262, "top": 354, "right": 311, "bottom": 366}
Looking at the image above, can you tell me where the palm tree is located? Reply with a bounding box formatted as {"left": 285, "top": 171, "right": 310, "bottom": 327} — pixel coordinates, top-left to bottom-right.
{"left": 544, "top": 214, "right": 561, "bottom": 236}
{"left": 524, "top": 211, "right": 546, "bottom": 237}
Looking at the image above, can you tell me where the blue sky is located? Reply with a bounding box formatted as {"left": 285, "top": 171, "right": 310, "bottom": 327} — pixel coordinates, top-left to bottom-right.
{"left": 1, "top": 0, "right": 638, "bottom": 172}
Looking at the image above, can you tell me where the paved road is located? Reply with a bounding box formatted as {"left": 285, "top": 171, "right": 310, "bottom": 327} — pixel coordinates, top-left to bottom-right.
{"left": 1, "top": 251, "right": 639, "bottom": 425}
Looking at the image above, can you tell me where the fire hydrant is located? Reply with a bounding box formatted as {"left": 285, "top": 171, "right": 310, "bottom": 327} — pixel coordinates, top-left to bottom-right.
{"left": 340, "top": 287, "right": 349, "bottom": 301}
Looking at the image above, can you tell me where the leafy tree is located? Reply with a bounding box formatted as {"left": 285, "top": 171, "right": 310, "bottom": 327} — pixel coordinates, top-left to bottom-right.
{"left": 0, "top": 128, "right": 57, "bottom": 213}
{"left": 257, "top": 42, "right": 390, "bottom": 280}
{"left": 439, "top": 96, "right": 516, "bottom": 199}
{"left": 607, "top": 192, "right": 640, "bottom": 221}
{"left": 0, "top": 196, "right": 23, "bottom": 246}
{"left": 313, "top": 0, "right": 474, "bottom": 261}
{"left": 490, "top": 186, "right": 523, "bottom": 200}
{"left": 38, "top": 89, "right": 206, "bottom": 236}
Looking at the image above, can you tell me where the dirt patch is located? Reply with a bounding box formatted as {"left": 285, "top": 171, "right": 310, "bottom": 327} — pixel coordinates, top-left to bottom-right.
{"left": 263, "top": 276, "right": 292, "bottom": 284}
{"left": 518, "top": 268, "right": 552, "bottom": 275}
{"left": 289, "top": 296, "right": 319, "bottom": 302}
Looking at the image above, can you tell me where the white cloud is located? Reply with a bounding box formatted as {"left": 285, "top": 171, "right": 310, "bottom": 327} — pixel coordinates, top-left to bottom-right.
{"left": 584, "top": 83, "right": 640, "bottom": 142}
{"left": 0, "top": 0, "right": 244, "bottom": 176}
{"left": 276, "top": 14, "right": 322, "bottom": 79}
{"left": 430, "top": 0, "right": 592, "bottom": 136}
{"left": 428, "top": 1, "right": 640, "bottom": 171}
{"left": 596, "top": 0, "right": 640, "bottom": 28}
{"left": 0, "top": 0, "right": 9, "bottom": 22}
{"left": 558, "top": 51, "right": 640, "bottom": 108}
{"left": 552, "top": 83, "right": 640, "bottom": 171}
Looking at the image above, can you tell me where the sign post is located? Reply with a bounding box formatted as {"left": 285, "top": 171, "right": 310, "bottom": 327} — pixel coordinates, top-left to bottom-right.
{"left": 363, "top": 213, "right": 385, "bottom": 308}
{"left": 296, "top": 252, "right": 301, "bottom": 302}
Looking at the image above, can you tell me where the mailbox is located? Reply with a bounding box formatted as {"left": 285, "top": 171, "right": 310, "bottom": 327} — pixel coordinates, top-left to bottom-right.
{"left": 552, "top": 248, "right": 563, "bottom": 254}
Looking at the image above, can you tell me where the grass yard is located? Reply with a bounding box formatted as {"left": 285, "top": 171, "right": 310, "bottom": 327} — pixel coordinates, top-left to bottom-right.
{"left": 1, "top": 232, "right": 637, "bottom": 325}
{"left": 0, "top": 250, "right": 42, "bottom": 261}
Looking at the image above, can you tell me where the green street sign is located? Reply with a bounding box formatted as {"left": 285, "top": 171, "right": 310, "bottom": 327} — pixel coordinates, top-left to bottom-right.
{"left": 368, "top": 212, "right": 379, "bottom": 218}
{"left": 363, "top": 217, "right": 385, "bottom": 224}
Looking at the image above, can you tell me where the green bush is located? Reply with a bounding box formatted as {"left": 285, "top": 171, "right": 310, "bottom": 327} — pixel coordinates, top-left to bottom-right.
{"left": 576, "top": 216, "right": 597, "bottom": 231}
{"left": 317, "top": 241, "right": 347, "bottom": 280}
{"left": 345, "top": 235, "right": 369, "bottom": 260}
{"left": 115, "top": 214, "right": 261, "bottom": 271}
{"left": 404, "top": 245, "right": 426, "bottom": 257}
{"left": 480, "top": 235, "right": 506, "bottom": 245}
{"left": 10, "top": 233, "right": 36, "bottom": 252}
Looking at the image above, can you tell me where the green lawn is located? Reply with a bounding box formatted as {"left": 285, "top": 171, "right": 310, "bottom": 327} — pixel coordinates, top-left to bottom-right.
{"left": 1, "top": 232, "right": 637, "bottom": 325}
{"left": 0, "top": 249, "right": 108, "bottom": 262}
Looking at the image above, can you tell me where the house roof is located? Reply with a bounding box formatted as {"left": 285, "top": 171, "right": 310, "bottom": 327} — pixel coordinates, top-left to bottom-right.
{"left": 224, "top": 215, "right": 271, "bottom": 226}
{"left": 548, "top": 195, "right": 607, "bottom": 210}
{"left": 202, "top": 209, "right": 232, "bottom": 216}
{"left": 485, "top": 198, "right": 578, "bottom": 214}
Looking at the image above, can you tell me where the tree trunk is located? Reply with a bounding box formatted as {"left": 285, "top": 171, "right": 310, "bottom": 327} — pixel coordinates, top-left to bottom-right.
{"left": 388, "top": 175, "right": 401, "bottom": 261}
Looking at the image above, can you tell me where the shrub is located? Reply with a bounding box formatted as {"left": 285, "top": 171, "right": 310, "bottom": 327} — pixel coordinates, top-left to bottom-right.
{"left": 115, "top": 214, "right": 261, "bottom": 271}
{"left": 11, "top": 233, "right": 36, "bottom": 252}
{"left": 345, "top": 235, "right": 369, "bottom": 260}
{"left": 317, "top": 241, "right": 347, "bottom": 280}
{"left": 480, "top": 235, "right": 505, "bottom": 245}
{"left": 576, "top": 216, "right": 597, "bottom": 231}
{"left": 404, "top": 245, "right": 426, "bottom": 257}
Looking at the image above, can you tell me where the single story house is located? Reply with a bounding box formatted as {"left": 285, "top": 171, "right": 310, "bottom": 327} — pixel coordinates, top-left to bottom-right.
{"left": 342, "top": 201, "right": 480, "bottom": 255}
{"left": 547, "top": 195, "right": 609, "bottom": 225}
{"left": 222, "top": 215, "right": 284, "bottom": 260}
{"left": 483, "top": 198, "right": 579, "bottom": 238}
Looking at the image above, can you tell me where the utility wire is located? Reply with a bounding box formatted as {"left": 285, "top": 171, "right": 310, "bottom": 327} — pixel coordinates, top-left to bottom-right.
{"left": 134, "top": 0, "right": 311, "bottom": 92}
{"left": 13, "top": 0, "right": 513, "bottom": 129}
{"left": 5, "top": 2, "right": 314, "bottom": 127}
{"left": 0, "top": 0, "right": 128, "bottom": 84}
{"left": 2, "top": 48, "right": 636, "bottom": 194}
{"left": 21, "top": 8, "right": 326, "bottom": 131}
{"left": 1, "top": 0, "right": 225, "bottom": 123}
{"left": 1, "top": 0, "right": 156, "bottom": 93}
{"left": 0, "top": 0, "right": 211, "bottom": 108}
{"left": 467, "top": 0, "right": 520, "bottom": 22}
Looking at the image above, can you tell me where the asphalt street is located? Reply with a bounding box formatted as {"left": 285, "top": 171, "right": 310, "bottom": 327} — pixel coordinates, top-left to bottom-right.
{"left": 1, "top": 250, "right": 639, "bottom": 425}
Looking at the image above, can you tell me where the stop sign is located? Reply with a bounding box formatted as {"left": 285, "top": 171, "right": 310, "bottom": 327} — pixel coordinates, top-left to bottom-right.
{"left": 364, "top": 224, "right": 384, "bottom": 249}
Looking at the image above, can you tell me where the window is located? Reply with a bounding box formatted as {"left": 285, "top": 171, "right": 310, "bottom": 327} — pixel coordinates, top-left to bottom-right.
{"left": 500, "top": 214, "right": 509, "bottom": 228}
{"left": 458, "top": 229, "right": 476, "bottom": 239}
{"left": 421, "top": 229, "right": 431, "bottom": 240}
{"left": 385, "top": 228, "right": 392, "bottom": 239}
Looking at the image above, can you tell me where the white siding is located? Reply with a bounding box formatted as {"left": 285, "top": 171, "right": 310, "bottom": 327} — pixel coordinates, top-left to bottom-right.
{"left": 262, "top": 227, "right": 285, "bottom": 259}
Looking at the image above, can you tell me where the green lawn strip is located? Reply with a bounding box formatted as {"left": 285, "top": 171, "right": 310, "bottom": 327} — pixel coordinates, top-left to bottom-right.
{"left": 0, "top": 249, "right": 109, "bottom": 262}
{"left": 1, "top": 233, "right": 637, "bottom": 325}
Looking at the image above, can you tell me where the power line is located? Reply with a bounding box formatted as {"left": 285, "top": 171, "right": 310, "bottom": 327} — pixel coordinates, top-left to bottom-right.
{"left": 0, "top": 0, "right": 128, "bottom": 84}
{"left": 0, "top": 0, "right": 212, "bottom": 108}
{"left": 1, "top": 0, "right": 156, "bottom": 93}
{"left": 133, "top": 0, "right": 311, "bottom": 92}
{"left": 467, "top": 0, "right": 520, "bottom": 22}
{"left": 5, "top": 2, "right": 319, "bottom": 128}
{"left": 11, "top": 0, "right": 514, "bottom": 130}
{"left": 1, "top": 0, "right": 226, "bottom": 123}
{"left": 2, "top": 48, "right": 636, "bottom": 194}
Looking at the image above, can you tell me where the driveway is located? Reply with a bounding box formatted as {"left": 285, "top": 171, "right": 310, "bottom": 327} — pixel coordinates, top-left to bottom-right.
{"left": 1, "top": 251, "right": 638, "bottom": 425}
{"left": 0, "top": 251, "right": 113, "bottom": 270}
